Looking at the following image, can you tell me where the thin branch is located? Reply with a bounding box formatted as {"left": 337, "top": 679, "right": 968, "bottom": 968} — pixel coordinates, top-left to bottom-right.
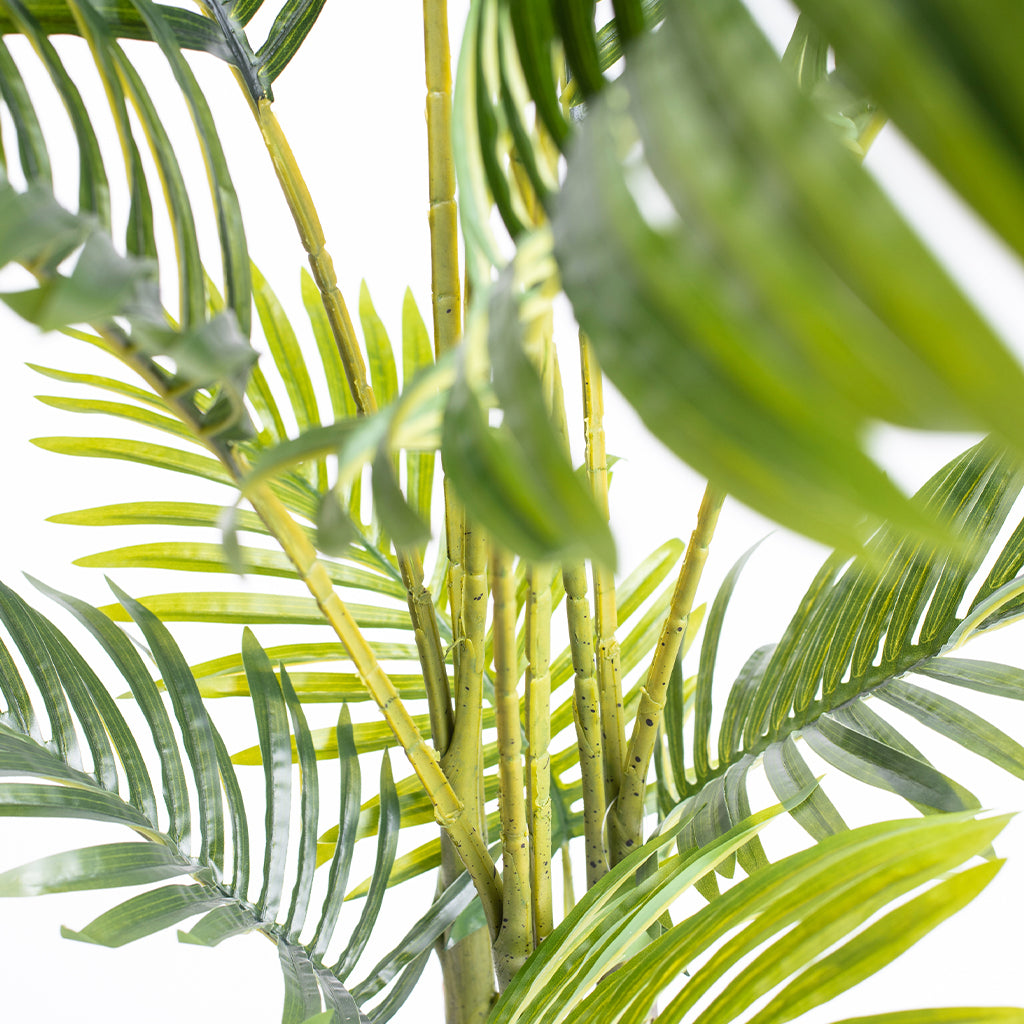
{"left": 607, "top": 482, "right": 725, "bottom": 865}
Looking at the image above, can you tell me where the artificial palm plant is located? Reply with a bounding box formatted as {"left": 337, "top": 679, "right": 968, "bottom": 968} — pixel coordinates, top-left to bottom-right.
{"left": 1, "top": 1, "right": 1023, "bottom": 1022}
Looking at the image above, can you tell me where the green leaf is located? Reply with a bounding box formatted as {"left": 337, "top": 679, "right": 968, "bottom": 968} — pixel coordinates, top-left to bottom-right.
{"left": 913, "top": 657, "right": 1024, "bottom": 701}
{"left": 763, "top": 737, "right": 848, "bottom": 842}
{"left": 4, "top": 232, "right": 152, "bottom": 330}
{"left": 61, "top": 883, "right": 229, "bottom": 947}
{"left": 693, "top": 543, "right": 761, "bottom": 779}
{"left": 442, "top": 334, "right": 612, "bottom": 566}
{"left": 98, "top": 591, "right": 411, "bottom": 628}
{"left": 178, "top": 903, "right": 257, "bottom": 947}
{"left": 359, "top": 282, "right": 398, "bottom": 408}
{"left": 310, "top": 707, "right": 361, "bottom": 960}
{"left": 401, "top": 289, "right": 435, "bottom": 528}
{"left": 0, "top": 842, "right": 194, "bottom": 896}
{"left": 747, "top": 861, "right": 1003, "bottom": 1024}
{"left": 830, "top": 1012, "right": 1024, "bottom": 1024}
{"left": 32, "top": 436, "right": 234, "bottom": 486}
{"left": 0, "top": 181, "right": 81, "bottom": 266}
{"left": 28, "top": 577, "right": 191, "bottom": 846}
{"left": 123, "top": 0, "right": 251, "bottom": 336}
{"left": 793, "top": 0, "right": 1024, "bottom": 263}
{"left": 110, "top": 582, "right": 225, "bottom": 870}
{"left": 280, "top": 664, "right": 319, "bottom": 939}
{"left": 803, "top": 718, "right": 972, "bottom": 813}
{"left": 876, "top": 679, "right": 1024, "bottom": 781}
{"left": 333, "top": 751, "right": 399, "bottom": 980}
{"left": 351, "top": 869, "right": 477, "bottom": 1001}
{"left": 73, "top": 542, "right": 406, "bottom": 600}
{"left": 0, "top": 581, "right": 81, "bottom": 768}
{"left": 252, "top": 263, "right": 324, "bottom": 475}
{"left": 242, "top": 629, "right": 292, "bottom": 922}
{"left": 485, "top": 254, "right": 617, "bottom": 569}
{"left": 574, "top": 813, "right": 1007, "bottom": 1024}
{"left": 491, "top": 795, "right": 794, "bottom": 1024}
{"left": 34, "top": 394, "right": 198, "bottom": 442}
{"left": 279, "top": 940, "right": 324, "bottom": 1024}
{"left": 552, "top": 0, "right": 1024, "bottom": 551}
{"left": 256, "top": 0, "right": 328, "bottom": 83}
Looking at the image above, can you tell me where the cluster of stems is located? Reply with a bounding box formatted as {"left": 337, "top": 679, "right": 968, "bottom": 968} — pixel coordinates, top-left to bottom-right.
{"left": 135, "top": 3, "right": 726, "bottom": 1016}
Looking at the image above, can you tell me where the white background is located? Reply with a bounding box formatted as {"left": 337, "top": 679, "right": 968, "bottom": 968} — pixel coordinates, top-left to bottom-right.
{"left": 0, "top": 2, "right": 1022, "bottom": 1022}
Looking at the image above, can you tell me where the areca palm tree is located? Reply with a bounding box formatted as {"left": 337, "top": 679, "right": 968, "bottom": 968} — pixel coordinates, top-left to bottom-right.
{"left": 0, "top": 2, "right": 1023, "bottom": 1022}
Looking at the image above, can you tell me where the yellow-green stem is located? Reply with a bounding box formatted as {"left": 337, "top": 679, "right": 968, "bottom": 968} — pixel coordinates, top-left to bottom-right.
{"left": 244, "top": 480, "right": 502, "bottom": 929}
{"left": 580, "top": 332, "right": 624, "bottom": 807}
{"left": 563, "top": 560, "right": 608, "bottom": 886}
{"left": 422, "top": 0, "right": 461, "bottom": 357}
{"left": 491, "top": 544, "right": 532, "bottom": 987}
{"left": 525, "top": 563, "right": 554, "bottom": 943}
{"left": 422, "top": 3, "right": 497, "bottom": 1010}
{"left": 607, "top": 482, "right": 726, "bottom": 865}
{"left": 252, "top": 98, "right": 454, "bottom": 754}
{"left": 441, "top": 518, "right": 489, "bottom": 890}
{"left": 255, "top": 100, "right": 373, "bottom": 412}
{"left": 91, "top": 329, "right": 502, "bottom": 928}
{"left": 543, "top": 344, "right": 608, "bottom": 886}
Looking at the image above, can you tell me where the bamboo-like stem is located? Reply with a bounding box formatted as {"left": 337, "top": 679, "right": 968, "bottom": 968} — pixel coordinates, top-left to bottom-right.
{"left": 562, "top": 560, "right": 608, "bottom": 886}
{"left": 443, "top": 520, "right": 489, "bottom": 816}
{"left": 422, "top": 3, "right": 498, "bottom": 1011}
{"left": 561, "top": 843, "right": 576, "bottom": 917}
{"left": 542, "top": 336, "right": 608, "bottom": 888}
{"left": 422, "top": 0, "right": 461, "bottom": 358}
{"left": 607, "top": 482, "right": 726, "bottom": 866}
{"left": 252, "top": 98, "right": 454, "bottom": 754}
{"left": 525, "top": 563, "right": 554, "bottom": 944}
{"left": 255, "top": 99, "right": 374, "bottom": 412}
{"left": 579, "top": 332, "right": 625, "bottom": 808}
{"left": 491, "top": 544, "right": 532, "bottom": 987}
{"left": 445, "top": 479, "right": 467, "bottom": 684}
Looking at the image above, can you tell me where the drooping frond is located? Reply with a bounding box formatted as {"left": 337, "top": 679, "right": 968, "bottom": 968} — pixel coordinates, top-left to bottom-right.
{"left": 0, "top": 2, "right": 335, "bottom": 431}
{"left": 0, "top": 577, "right": 475, "bottom": 1022}
{"left": 656, "top": 437, "right": 1024, "bottom": 894}
{"left": 457, "top": 0, "right": 1024, "bottom": 554}
{"left": 487, "top": 797, "right": 1012, "bottom": 1024}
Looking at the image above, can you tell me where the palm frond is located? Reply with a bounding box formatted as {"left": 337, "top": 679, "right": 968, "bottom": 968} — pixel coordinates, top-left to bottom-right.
{"left": 0, "top": 1, "right": 337, "bottom": 441}
{"left": 0, "top": 577, "right": 473, "bottom": 1022}
{"left": 488, "top": 794, "right": 1009, "bottom": 1024}
{"left": 658, "top": 437, "right": 1024, "bottom": 870}
{"left": 456, "top": 0, "right": 1024, "bottom": 555}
